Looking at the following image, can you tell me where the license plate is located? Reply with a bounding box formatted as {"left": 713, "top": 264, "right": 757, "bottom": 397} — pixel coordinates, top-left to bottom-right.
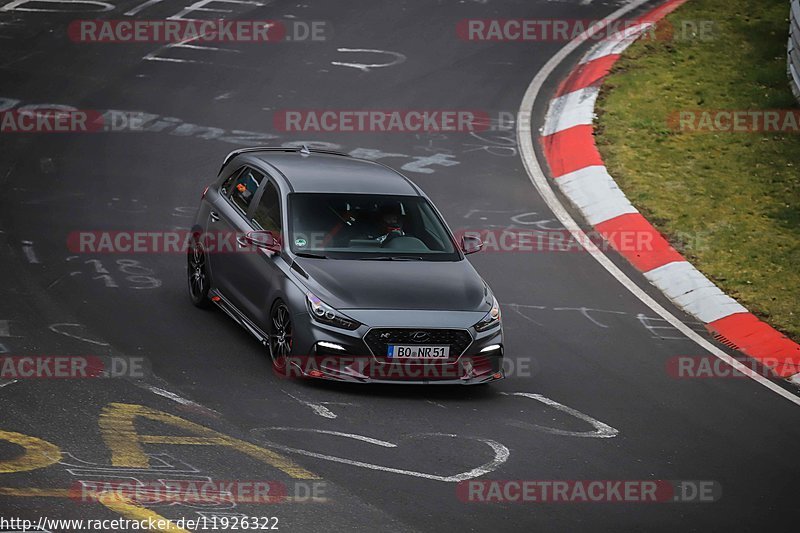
{"left": 387, "top": 345, "right": 450, "bottom": 359}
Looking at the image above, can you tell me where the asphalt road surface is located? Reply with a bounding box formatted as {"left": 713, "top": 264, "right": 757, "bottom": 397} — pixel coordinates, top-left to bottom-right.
{"left": 1, "top": 0, "right": 799, "bottom": 531}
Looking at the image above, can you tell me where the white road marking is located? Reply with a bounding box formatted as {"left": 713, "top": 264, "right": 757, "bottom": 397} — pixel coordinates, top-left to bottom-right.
{"left": 143, "top": 55, "right": 193, "bottom": 64}
{"left": 502, "top": 392, "right": 618, "bottom": 438}
{"left": 331, "top": 48, "right": 407, "bottom": 72}
{"left": 637, "top": 313, "right": 707, "bottom": 340}
{"left": 516, "top": 0, "right": 800, "bottom": 407}
{"left": 143, "top": 34, "right": 240, "bottom": 65}
{"left": 21, "top": 240, "right": 40, "bottom": 264}
{"left": 508, "top": 304, "right": 546, "bottom": 327}
{"left": 59, "top": 450, "right": 200, "bottom": 472}
{"left": 552, "top": 306, "right": 626, "bottom": 328}
{"left": 168, "top": 0, "right": 265, "bottom": 21}
{"left": 2, "top": 96, "right": 457, "bottom": 173}
{"left": 93, "top": 274, "right": 119, "bottom": 288}
{"left": 140, "top": 384, "right": 208, "bottom": 410}
{"left": 257, "top": 428, "right": 509, "bottom": 482}
{"left": 510, "top": 211, "right": 542, "bottom": 225}
{"left": 48, "top": 270, "right": 85, "bottom": 289}
{"left": 0, "top": 0, "right": 113, "bottom": 13}
{"left": 281, "top": 390, "right": 337, "bottom": 419}
{"left": 124, "top": 0, "right": 166, "bottom": 16}
{"left": 135, "top": 383, "right": 221, "bottom": 418}
{"left": 177, "top": 43, "right": 241, "bottom": 53}
{"left": 48, "top": 323, "right": 110, "bottom": 346}
{"left": 264, "top": 427, "right": 396, "bottom": 448}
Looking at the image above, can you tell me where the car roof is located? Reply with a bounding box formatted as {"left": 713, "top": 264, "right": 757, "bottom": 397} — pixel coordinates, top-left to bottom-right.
{"left": 249, "top": 151, "right": 421, "bottom": 196}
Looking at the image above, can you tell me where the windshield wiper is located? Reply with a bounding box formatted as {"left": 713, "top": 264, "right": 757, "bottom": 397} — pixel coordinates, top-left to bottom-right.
{"left": 358, "top": 256, "right": 424, "bottom": 261}
{"left": 294, "top": 251, "right": 328, "bottom": 259}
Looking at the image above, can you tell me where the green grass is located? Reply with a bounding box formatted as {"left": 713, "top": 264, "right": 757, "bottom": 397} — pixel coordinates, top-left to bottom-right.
{"left": 595, "top": 0, "right": 800, "bottom": 340}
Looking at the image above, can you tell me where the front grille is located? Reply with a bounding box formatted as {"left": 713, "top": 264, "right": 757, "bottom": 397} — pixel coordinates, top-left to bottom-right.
{"left": 364, "top": 328, "right": 472, "bottom": 358}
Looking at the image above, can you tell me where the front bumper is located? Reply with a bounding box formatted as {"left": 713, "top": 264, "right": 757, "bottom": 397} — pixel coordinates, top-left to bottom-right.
{"left": 286, "top": 309, "right": 504, "bottom": 384}
{"left": 278, "top": 352, "right": 504, "bottom": 384}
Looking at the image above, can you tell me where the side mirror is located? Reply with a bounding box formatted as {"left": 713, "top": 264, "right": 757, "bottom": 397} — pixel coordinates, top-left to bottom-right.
{"left": 246, "top": 230, "right": 281, "bottom": 252}
{"left": 460, "top": 234, "right": 483, "bottom": 255}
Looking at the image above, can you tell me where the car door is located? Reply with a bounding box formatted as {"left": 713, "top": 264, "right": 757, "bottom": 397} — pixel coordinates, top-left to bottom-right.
{"left": 206, "top": 165, "right": 265, "bottom": 311}
{"left": 235, "top": 178, "right": 286, "bottom": 329}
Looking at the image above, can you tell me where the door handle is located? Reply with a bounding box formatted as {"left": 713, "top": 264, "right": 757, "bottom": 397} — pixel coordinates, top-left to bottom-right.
{"left": 210, "top": 211, "right": 220, "bottom": 222}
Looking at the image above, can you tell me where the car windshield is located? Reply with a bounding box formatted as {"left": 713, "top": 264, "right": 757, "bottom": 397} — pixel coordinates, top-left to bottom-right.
{"left": 288, "top": 193, "right": 460, "bottom": 261}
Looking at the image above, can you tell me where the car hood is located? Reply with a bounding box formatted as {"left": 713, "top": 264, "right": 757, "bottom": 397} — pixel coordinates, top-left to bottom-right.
{"left": 293, "top": 257, "right": 489, "bottom": 312}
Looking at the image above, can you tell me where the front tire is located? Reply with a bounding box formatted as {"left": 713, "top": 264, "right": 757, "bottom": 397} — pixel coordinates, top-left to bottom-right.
{"left": 188, "top": 236, "right": 211, "bottom": 308}
{"left": 268, "top": 300, "right": 293, "bottom": 370}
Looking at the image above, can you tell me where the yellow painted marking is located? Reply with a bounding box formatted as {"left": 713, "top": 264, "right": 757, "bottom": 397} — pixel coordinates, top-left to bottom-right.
{"left": 97, "top": 491, "right": 190, "bottom": 532}
{"left": 0, "top": 486, "right": 330, "bottom": 504}
{"left": 0, "top": 430, "right": 61, "bottom": 473}
{"left": 0, "top": 487, "right": 70, "bottom": 497}
{"left": 100, "top": 403, "right": 318, "bottom": 479}
{"left": 0, "top": 487, "right": 188, "bottom": 532}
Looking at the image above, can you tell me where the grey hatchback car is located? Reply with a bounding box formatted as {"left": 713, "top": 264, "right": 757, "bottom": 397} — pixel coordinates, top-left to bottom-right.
{"left": 188, "top": 146, "right": 504, "bottom": 384}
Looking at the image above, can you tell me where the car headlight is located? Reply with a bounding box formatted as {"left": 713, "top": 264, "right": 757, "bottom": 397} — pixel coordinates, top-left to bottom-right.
{"left": 474, "top": 292, "right": 501, "bottom": 332}
{"left": 306, "top": 292, "right": 361, "bottom": 331}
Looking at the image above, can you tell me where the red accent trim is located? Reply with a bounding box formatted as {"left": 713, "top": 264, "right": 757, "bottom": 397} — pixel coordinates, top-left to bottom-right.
{"left": 707, "top": 314, "right": 800, "bottom": 378}
{"left": 541, "top": 0, "right": 800, "bottom": 377}
{"left": 595, "top": 214, "right": 684, "bottom": 272}
{"left": 638, "top": 0, "right": 691, "bottom": 24}
{"left": 542, "top": 125, "right": 603, "bottom": 178}
{"left": 556, "top": 55, "right": 620, "bottom": 97}
{"left": 539, "top": 0, "right": 800, "bottom": 379}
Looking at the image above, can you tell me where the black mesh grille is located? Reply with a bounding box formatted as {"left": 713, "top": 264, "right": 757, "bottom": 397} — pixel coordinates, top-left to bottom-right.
{"left": 364, "top": 328, "right": 472, "bottom": 358}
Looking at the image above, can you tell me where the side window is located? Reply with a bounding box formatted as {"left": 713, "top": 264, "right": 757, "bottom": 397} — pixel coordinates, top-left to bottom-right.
{"left": 418, "top": 202, "right": 449, "bottom": 251}
{"left": 252, "top": 181, "right": 282, "bottom": 233}
{"left": 220, "top": 167, "right": 242, "bottom": 198}
{"left": 230, "top": 167, "right": 264, "bottom": 213}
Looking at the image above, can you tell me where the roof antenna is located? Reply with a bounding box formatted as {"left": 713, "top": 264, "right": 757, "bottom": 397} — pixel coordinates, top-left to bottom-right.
{"left": 300, "top": 144, "right": 311, "bottom": 156}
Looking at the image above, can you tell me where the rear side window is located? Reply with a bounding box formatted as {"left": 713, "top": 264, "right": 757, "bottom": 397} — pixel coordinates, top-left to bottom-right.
{"left": 230, "top": 167, "right": 264, "bottom": 213}
{"left": 252, "top": 181, "right": 281, "bottom": 232}
{"left": 220, "top": 167, "right": 242, "bottom": 198}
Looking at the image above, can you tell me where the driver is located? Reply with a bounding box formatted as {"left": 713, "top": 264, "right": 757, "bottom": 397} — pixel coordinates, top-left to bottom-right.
{"left": 376, "top": 203, "right": 405, "bottom": 244}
